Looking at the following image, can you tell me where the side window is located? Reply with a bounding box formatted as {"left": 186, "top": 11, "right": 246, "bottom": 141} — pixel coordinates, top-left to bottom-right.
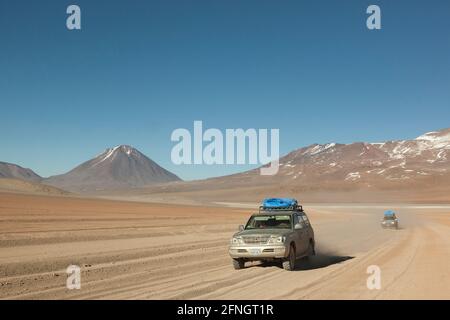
{"left": 293, "top": 214, "right": 300, "bottom": 226}
{"left": 294, "top": 214, "right": 304, "bottom": 228}
{"left": 301, "top": 215, "right": 310, "bottom": 226}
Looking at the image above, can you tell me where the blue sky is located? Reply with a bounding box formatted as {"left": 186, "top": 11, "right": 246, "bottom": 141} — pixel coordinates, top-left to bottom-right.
{"left": 1, "top": 0, "right": 449, "bottom": 180}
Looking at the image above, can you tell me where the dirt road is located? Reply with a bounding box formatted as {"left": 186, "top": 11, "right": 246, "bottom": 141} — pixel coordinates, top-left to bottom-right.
{"left": 0, "top": 193, "right": 449, "bottom": 299}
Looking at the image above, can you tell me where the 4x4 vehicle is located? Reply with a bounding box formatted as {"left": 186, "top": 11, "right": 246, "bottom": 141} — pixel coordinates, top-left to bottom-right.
{"left": 381, "top": 210, "right": 399, "bottom": 229}
{"left": 229, "top": 198, "right": 315, "bottom": 271}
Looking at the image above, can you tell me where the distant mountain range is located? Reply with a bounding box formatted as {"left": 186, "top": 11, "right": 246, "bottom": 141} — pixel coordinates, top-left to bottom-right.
{"left": 132, "top": 128, "right": 450, "bottom": 203}
{"left": 0, "top": 146, "right": 181, "bottom": 192}
{"left": 262, "top": 127, "right": 450, "bottom": 185}
{"left": 0, "top": 128, "right": 449, "bottom": 197}
{"left": 189, "top": 128, "right": 450, "bottom": 189}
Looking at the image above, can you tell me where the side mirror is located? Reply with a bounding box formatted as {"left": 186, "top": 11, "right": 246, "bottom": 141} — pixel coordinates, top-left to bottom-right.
{"left": 238, "top": 225, "right": 244, "bottom": 231}
{"left": 294, "top": 223, "right": 303, "bottom": 230}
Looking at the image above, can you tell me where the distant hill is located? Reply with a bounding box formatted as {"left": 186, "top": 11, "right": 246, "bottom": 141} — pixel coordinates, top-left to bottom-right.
{"left": 0, "top": 161, "right": 42, "bottom": 182}
{"left": 0, "top": 178, "right": 69, "bottom": 196}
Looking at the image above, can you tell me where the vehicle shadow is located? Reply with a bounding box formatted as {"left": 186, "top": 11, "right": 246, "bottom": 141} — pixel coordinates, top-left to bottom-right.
{"left": 255, "top": 254, "right": 354, "bottom": 271}
{"left": 294, "top": 254, "right": 354, "bottom": 271}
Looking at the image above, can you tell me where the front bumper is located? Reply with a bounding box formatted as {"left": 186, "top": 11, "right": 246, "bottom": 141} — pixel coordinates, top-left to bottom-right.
{"left": 229, "top": 245, "right": 288, "bottom": 259}
{"left": 381, "top": 222, "right": 398, "bottom": 228}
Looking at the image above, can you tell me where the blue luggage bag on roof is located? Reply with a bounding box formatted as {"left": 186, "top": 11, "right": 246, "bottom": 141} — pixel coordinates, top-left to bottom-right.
{"left": 262, "top": 198, "right": 298, "bottom": 209}
{"left": 384, "top": 210, "right": 395, "bottom": 216}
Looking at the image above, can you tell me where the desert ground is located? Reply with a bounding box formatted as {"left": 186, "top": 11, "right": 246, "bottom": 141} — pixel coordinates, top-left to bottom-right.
{"left": 0, "top": 192, "right": 449, "bottom": 299}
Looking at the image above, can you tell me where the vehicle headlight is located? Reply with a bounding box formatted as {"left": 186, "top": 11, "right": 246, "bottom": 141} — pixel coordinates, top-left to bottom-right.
{"left": 268, "top": 236, "right": 286, "bottom": 244}
{"left": 230, "top": 237, "right": 243, "bottom": 245}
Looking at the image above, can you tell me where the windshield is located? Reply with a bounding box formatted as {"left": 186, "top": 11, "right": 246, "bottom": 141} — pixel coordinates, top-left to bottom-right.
{"left": 384, "top": 215, "right": 396, "bottom": 220}
{"left": 245, "top": 215, "right": 292, "bottom": 230}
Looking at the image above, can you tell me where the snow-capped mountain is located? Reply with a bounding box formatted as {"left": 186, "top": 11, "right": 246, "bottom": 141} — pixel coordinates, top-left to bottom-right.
{"left": 44, "top": 145, "right": 180, "bottom": 192}
{"left": 272, "top": 128, "right": 450, "bottom": 184}
{"left": 170, "top": 128, "right": 450, "bottom": 194}
{"left": 0, "top": 161, "right": 42, "bottom": 182}
{"left": 268, "top": 128, "right": 449, "bottom": 183}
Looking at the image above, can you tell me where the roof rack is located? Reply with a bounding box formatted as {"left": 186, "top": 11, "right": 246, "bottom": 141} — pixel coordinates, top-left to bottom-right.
{"left": 258, "top": 204, "right": 303, "bottom": 214}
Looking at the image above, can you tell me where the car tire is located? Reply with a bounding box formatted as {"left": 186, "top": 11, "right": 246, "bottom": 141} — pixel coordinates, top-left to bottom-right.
{"left": 282, "top": 245, "right": 296, "bottom": 271}
{"left": 232, "top": 258, "right": 245, "bottom": 270}
{"left": 308, "top": 241, "right": 316, "bottom": 256}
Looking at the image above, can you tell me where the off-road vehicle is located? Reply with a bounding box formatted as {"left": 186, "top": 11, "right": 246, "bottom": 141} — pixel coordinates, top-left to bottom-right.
{"left": 381, "top": 210, "right": 399, "bottom": 229}
{"left": 229, "top": 198, "right": 315, "bottom": 271}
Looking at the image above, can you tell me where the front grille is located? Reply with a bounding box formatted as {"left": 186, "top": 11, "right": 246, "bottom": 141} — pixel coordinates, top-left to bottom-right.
{"left": 242, "top": 236, "right": 270, "bottom": 245}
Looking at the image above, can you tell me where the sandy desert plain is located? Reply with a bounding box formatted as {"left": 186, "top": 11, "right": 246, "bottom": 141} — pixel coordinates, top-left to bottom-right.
{"left": 0, "top": 190, "right": 449, "bottom": 300}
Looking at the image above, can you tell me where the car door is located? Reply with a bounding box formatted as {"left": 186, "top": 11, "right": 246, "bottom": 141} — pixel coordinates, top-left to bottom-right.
{"left": 301, "top": 213, "right": 314, "bottom": 246}
{"left": 293, "top": 214, "right": 308, "bottom": 256}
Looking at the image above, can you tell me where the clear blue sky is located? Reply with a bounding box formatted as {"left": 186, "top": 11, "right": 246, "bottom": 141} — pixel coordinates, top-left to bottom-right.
{"left": 1, "top": 0, "right": 449, "bottom": 180}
